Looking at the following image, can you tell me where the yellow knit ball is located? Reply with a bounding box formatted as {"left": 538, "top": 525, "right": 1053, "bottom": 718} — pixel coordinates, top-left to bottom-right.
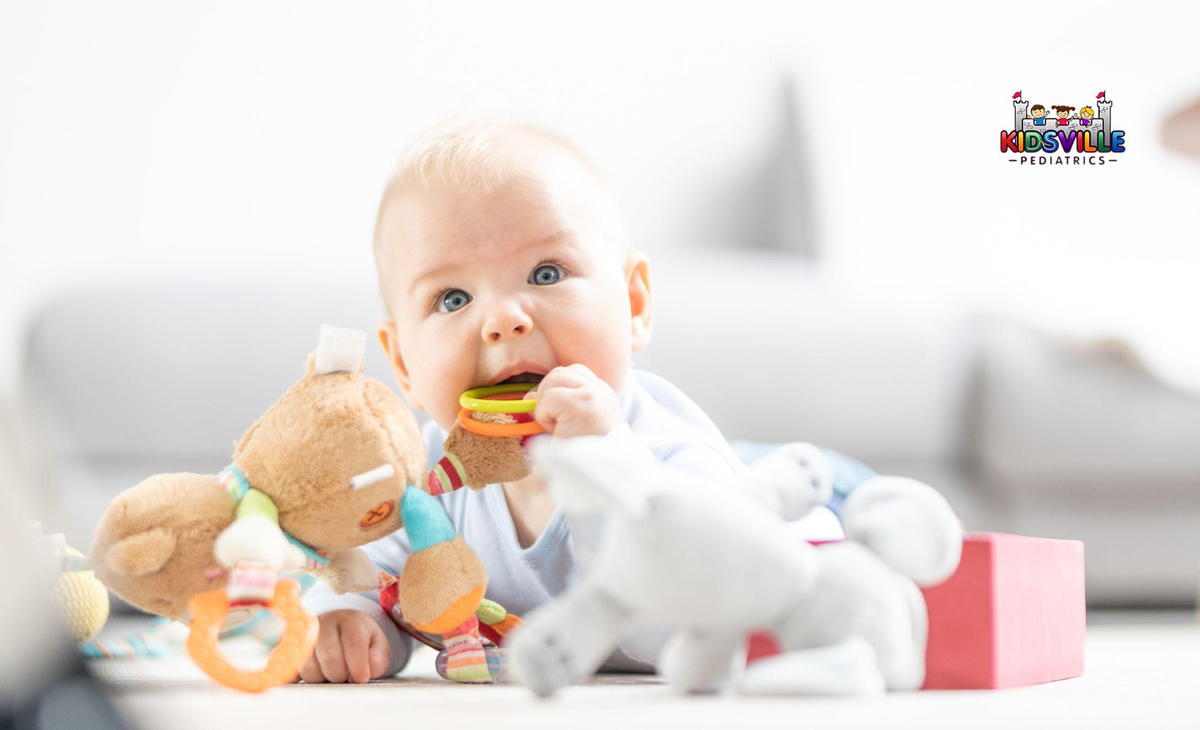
{"left": 55, "top": 547, "right": 110, "bottom": 642}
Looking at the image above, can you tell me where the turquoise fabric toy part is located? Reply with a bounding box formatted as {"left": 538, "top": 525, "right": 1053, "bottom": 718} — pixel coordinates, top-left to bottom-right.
{"left": 401, "top": 484, "right": 457, "bottom": 552}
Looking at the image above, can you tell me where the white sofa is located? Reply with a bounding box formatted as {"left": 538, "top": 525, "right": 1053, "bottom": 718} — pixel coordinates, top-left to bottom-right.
{"left": 16, "top": 254, "right": 1200, "bottom": 606}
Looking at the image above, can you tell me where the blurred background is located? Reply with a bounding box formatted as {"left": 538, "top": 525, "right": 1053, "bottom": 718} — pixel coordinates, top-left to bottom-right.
{"left": 3, "top": 0, "right": 1200, "bottom": 616}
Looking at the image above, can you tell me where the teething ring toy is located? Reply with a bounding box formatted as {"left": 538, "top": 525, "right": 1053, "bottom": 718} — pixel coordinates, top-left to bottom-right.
{"left": 459, "top": 384, "right": 539, "bottom": 413}
{"left": 457, "top": 408, "right": 546, "bottom": 437}
{"left": 186, "top": 578, "right": 318, "bottom": 693}
{"left": 457, "top": 383, "right": 546, "bottom": 437}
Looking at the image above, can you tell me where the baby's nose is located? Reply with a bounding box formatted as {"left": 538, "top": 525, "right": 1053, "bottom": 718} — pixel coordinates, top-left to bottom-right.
{"left": 482, "top": 306, "right": 534, "bottom": 344}
{"left": 486, "top": 323, "right": 527, "bottom": 343}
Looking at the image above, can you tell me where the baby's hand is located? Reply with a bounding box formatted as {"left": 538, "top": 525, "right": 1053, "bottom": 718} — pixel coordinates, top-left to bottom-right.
{"left": 294, "top": 609, "right": 390, "bottom": 684}
{"left": 530, "top": 364, "right": 621, "bottom": 439}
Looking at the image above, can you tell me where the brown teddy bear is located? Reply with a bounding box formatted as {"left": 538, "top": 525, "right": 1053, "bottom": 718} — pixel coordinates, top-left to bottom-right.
{"left": 90, "top": 326, "right": 528, "bottom": 689}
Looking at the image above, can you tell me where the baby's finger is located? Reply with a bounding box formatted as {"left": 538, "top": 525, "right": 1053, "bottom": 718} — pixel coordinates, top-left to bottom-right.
{"left": 533, "top": 386, "right": 586, "bottom": 432}
{"left": 531, "top": 388, "right": 564, "bottom": 432}
{"left": 368, "top": 629, "right": 391, "bottom": 679}
{"left": 297, "top": 652, "right": 326, "bottom": 683}
{"left": 341, "top": 621, "right": 374, "bottom": 684}
{"left": 314, "top": 624, "right": 349, "bottom": 684}
{"left": 537, "top": 366, "right": 586, "bottom": 393}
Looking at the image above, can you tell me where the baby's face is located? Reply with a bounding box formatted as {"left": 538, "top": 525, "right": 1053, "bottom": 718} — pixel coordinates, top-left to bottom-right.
{"left": 376, "top": 151, "right": 649, "bottom": 431}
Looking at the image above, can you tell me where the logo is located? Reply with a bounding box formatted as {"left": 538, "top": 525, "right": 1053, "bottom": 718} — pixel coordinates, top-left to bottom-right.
{"left": 1001, "top": 90, "right": 1125, "bottom": 166}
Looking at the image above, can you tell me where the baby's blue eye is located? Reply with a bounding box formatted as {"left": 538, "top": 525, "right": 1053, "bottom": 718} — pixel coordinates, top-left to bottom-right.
{"left": 437, "top": 289, "right": 471, "bottom": 313}
{"left": 529, "top": 263, "right": 563, "bottom": 286}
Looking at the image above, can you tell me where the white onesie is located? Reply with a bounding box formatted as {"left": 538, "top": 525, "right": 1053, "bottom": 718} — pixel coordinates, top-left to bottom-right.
{"left": 302, "top": 368, "right": 745, "bottom": 677}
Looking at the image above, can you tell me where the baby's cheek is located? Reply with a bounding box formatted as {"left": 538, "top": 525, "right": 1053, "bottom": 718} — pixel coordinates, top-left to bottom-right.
{"left": 551, "top": 308, "right": 630, "bottom": 384}
{"left": 411, "top": 347, "right": 472, "bottom": 426}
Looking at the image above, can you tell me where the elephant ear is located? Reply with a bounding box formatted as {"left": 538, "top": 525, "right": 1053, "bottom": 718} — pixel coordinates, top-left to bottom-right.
{"left": 105, "top": 528, "right": 177, "bottom": 576}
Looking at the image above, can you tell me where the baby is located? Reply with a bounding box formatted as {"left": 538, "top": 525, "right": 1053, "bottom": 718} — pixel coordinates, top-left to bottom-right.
{"left": 297, "top": 120, "right": 744, "bottom": 683}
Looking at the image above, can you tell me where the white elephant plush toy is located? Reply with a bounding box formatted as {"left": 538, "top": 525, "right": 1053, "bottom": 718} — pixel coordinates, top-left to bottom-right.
{"left": 507, "top": 437, "right": 963, "bottom": 696}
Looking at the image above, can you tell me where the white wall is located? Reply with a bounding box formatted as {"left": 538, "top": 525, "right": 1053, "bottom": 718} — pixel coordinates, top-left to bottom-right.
{"left": 3, "top": 0, "right": 1200, "bottom": 393}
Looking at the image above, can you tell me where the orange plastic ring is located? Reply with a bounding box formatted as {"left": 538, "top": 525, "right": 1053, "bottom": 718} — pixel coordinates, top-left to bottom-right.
{"left": 186, "top": 579, "right": 318, "bottom": 693}
{"left": 457, "top": 408, "right": 546, "bottom": 437}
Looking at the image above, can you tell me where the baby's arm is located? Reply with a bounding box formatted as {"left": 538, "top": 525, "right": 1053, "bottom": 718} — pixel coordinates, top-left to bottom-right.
{"left": 298, "top": 534, "right": 414, "bottom": 682}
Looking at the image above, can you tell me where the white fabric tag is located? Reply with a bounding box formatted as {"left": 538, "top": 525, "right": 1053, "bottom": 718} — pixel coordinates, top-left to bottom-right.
{"left": 314, "top": 325, "right": 366, "bottom": 374}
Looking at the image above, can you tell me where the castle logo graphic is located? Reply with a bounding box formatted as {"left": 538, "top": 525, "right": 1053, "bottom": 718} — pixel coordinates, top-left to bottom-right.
{"left": 1001, "top": 90, "right": 1125, "bottom": 166}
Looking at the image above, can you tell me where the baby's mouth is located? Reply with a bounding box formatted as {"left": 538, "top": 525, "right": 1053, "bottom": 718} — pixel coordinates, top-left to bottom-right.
{"left": 494, "top": 371, "right": 545, "bottom": 386}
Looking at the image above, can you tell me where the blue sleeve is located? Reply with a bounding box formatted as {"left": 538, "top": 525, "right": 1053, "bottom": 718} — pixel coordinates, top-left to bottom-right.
{"left": 818, "top": 448, "right": 877, "bottom": 520}
{"left": 731, "top": 440, "right": 876, "bottom": 521}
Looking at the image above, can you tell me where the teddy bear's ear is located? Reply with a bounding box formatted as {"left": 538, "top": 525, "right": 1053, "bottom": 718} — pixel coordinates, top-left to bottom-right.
{"left": 105, "top": 528, "right": 177, "bottom": 577}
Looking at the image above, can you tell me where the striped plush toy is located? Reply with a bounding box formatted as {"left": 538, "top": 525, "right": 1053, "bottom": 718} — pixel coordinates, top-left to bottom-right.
{"left": 379, "top": 406, "right": 535, "bottom": 681}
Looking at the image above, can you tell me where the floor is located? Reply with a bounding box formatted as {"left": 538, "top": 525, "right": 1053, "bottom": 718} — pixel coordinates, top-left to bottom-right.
{"left": 90, "top": 612, "right": 1200, "bottom": 730}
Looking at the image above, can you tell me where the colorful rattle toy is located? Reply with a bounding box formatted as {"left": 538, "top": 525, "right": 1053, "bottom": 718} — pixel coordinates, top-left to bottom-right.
{"left": 91, "top": 326, "right": 521, "bottom": 690}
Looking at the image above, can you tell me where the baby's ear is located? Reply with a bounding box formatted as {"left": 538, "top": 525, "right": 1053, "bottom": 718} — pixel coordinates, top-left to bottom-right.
{"left": 625, "top": 253, "right": 653, "bottom": 352}
{"left": 105, "top": 528, "right": 177, "bottom": 576}
{"left": 377, "top": 320, "right": 420, "bottom": 408}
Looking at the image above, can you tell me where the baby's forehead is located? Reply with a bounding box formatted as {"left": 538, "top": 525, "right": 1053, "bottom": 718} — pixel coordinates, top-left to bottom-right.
{"left": 380, "top": 152, "right": 624, "bottom": 254}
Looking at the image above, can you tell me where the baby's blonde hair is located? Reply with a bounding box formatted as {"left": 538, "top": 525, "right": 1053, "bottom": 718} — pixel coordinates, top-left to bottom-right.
{"left": 380, "top": 118, "right": 602, "bottom": 198}
{"left": 373, "top": 119, "right": 628, "bottom": 315}
{"left": 1080, "top": 106, "right": 1094, "bottom": 118}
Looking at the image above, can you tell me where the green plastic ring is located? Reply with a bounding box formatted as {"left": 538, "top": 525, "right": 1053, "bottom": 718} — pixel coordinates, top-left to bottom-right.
{"left": 459, "top": 383, "right": 539, "bottom": 413}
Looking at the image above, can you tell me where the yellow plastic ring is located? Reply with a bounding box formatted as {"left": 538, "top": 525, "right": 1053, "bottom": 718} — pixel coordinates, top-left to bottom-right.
{"left": 459, "top": 383, "right": 539, "bottom": 413}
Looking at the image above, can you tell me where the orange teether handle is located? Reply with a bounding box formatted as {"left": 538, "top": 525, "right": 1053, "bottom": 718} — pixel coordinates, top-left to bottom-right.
{"left": 457, "top": 408, "right": 546, "bottom": 437}
{"left": 187, "top": 579, "right": 318, "bottom": 693}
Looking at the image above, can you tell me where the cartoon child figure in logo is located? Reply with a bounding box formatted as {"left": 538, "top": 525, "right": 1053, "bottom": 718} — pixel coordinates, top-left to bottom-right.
{"left": 1030, "top": 104, "right": 1049, "bottom": 126}
{"left": 1053, "top": 105, "right": 1076, "bottom": 126}
{"left": 1078, "top": 106, "right": 1094, "bottom": 126}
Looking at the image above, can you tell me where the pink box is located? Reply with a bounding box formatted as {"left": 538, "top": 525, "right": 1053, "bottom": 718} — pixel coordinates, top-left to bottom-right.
{"left": 921, "top": 532, "right": 1086, "bottom": 689}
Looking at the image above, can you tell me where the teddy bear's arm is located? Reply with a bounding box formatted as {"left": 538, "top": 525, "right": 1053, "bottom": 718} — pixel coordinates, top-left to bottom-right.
{"left": 394, "top": 535, "right": 487, "bottom": 632}
{"left": 392, "top": 485, "right": 488, "bottom": 633}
